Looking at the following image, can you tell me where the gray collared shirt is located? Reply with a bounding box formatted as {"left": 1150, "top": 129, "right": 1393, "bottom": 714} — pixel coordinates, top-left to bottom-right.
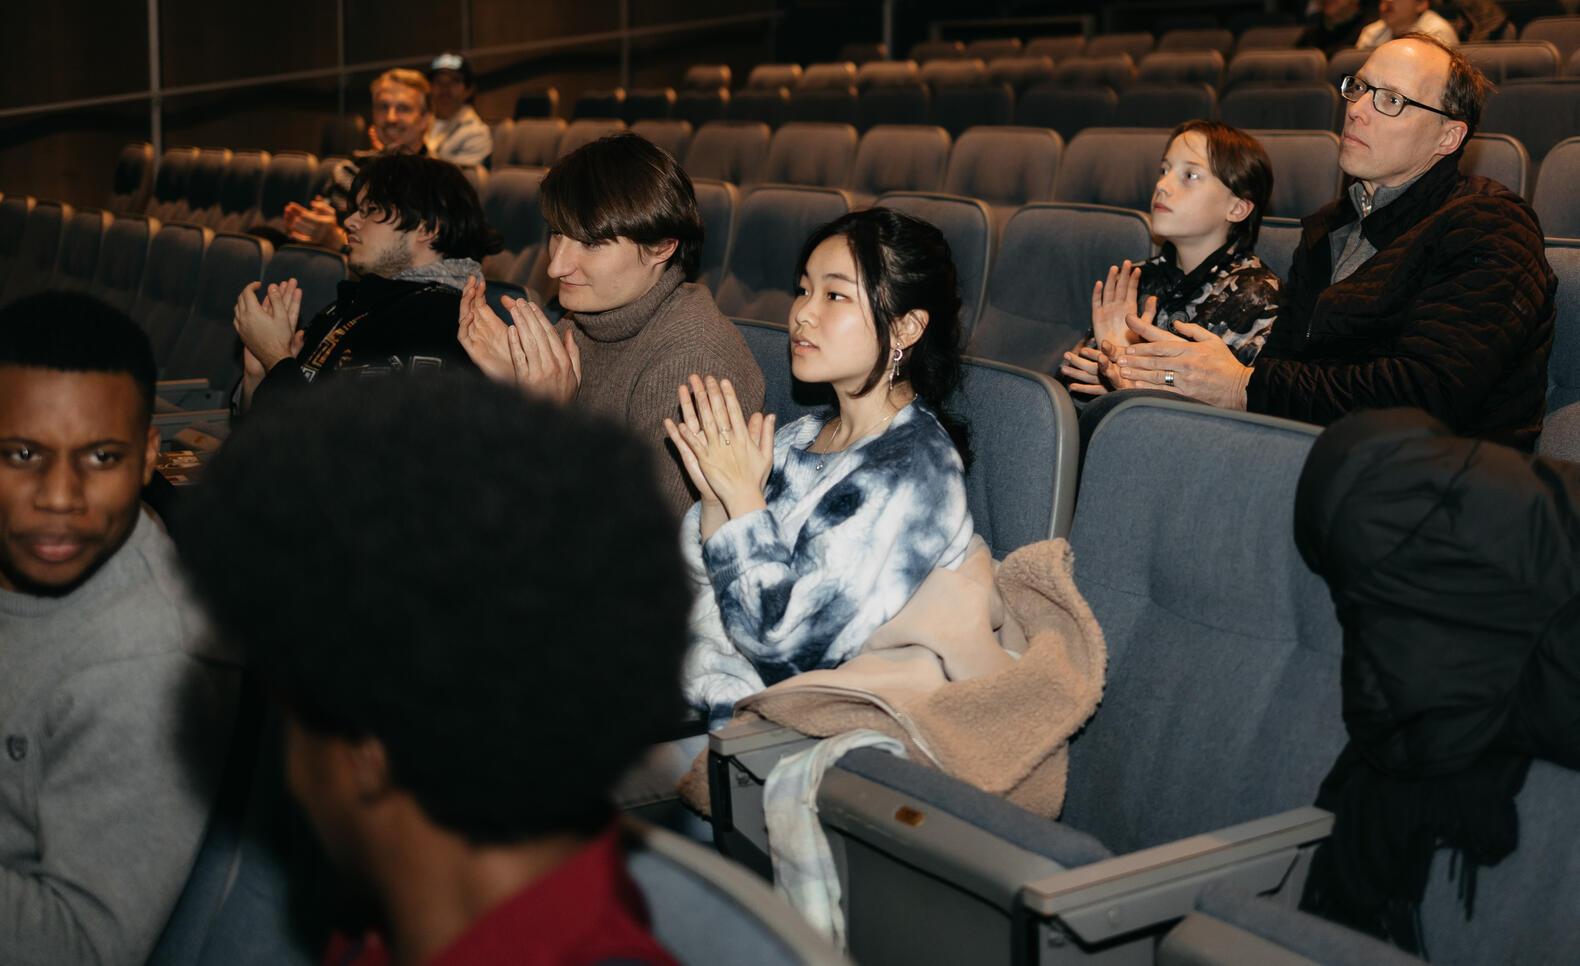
{"left": 1328, "top": 174, "right": 1423, "bottom": 283}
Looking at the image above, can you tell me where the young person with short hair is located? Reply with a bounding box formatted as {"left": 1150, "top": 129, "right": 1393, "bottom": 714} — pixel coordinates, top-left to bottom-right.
{"left": 0, "top": 292, "right": 239, "bottom": 965}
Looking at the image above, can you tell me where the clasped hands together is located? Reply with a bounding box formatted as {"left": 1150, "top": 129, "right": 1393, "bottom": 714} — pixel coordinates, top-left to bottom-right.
{"left": 1058, "top": 260, "right": 1250, "bottom": 410}
{"left": 664, "top": 375, "right": 774, "bottom": 530}
{"left": 456, "top": 277, "right": 582, "bottom": 404}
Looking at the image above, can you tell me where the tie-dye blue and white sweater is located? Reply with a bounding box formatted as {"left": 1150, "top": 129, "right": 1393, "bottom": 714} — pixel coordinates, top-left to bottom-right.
{"left": 681, "top": 401, "right": 975, "bottom": 727}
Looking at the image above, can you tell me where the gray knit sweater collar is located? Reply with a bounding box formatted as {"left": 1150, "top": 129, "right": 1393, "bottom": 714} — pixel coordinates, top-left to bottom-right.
{"left": 395, "top": 257, "right": 482, "bottom": 291}
{"left": 569, "top": 264, "right": 687, "bottom": 344}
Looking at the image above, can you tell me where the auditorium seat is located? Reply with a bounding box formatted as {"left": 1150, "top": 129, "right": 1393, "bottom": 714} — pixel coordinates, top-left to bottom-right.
{"left": 1054, "top": 128, "right": 1170, "bottom": 211}
{"left": 875, "top": 191, "right": 994, "bottom": 334}
{"left": 926, "top": 64, "right": 1014, "bottom": 137}
{"left": 1256, "top": 215, "right": 1302, "bottom": 277}
{"left": 693, "top": 178, "right": 738, "bottom": 292}
{"left": 624, "top": 87, "right": 676, "bottom": 123}
{"left": 732, "top": 318, "right": 826, "bottom": 424}
{"left": 461, "top": 165, "right": 488, "bottom": 196}
{"left": 556, "top": 119, "right": 625, "bottom": 160}
{"left": 714, "top": 186, "right": 853, "bottom": 323}
{"left": 261, "top": 244, "right": 347, "bottom": 324}
{"left": 1137, "top": 50, "right": 1226, "bottom": 88}
{"left": 1533, "top": 136, "right": 1580, "bottom": 238}
{"left": 164, "top": 232, "right": 271, "bottom": 389}
{"left": 1250, "top": 130, "right": 1342, "bottom": 218}
{"left": 146, "top": 147, "right": 201, "bottom": 224}
{"left": 513, "top": 87, "right": 559, "bottom": 119}
{"left": 970, "top": 202, "right": 1152, "bottom": 371}
{"left": 1523, "top": 15, "right": 1580, "bottom": 63}
{"left": 133, "top": 223, "right": 212, "bottom": 367}
{"left": 1481, "top": 78, "right": 1580, "bottom": 163}
{"left": 1462, "top": 41, "right": 1562, "bottom": 84}
{"left": 683, "top": 120, "right": 771, "bottom": 185}
{"left": 213, "top": 150, "right": 269, "bottom": 233}
{"left": 481, "top": 167, "right": 549, "bottom": 291}
{"left": 965, "top": 38, "right": 1023, "bottom": 62}
{"left": 1052, "top": 54, "right": 1138, "bottom": 91}
{"left": 675, "top": 66, "right": 730, "bottom": 129}
{"left": 1115, "top": 84, "right": 1217, "bottom": 128}
{"left": 0, "top": 200, "right": 71, "bottom": 307}
{"left": 857, "top": 81, "right": 931, "bottom": 131}
{"left": 1016, "top": 85, "right": 1120, "bottom": 143}
{"left": 51, "top": 208, "right": 111, "bottom": 296}
{"left": 800, "top": 62, "right": 858, "bottom": 91}
{"left": 0, "top": 196, "right": 30, "bottom": 295}
{"left": 726, "top": 86, "right": 790, "bottom": 128}
{"left": 507, "top": 118, "right": 568, "bottom": 167}
{"left": 747, "top": 63, "right": 803, "bottom": 90}
{"left": 1025, "top": 36, "right": 1086, "bottom": 62}
{"left": 1540, "top": 241, "right": 1580, "bottom": 462}
{"left": 910, "top": 40, "right": 967, "bottom": 62}
{"left": 90, "top": 215, "right": 157, "bottom": 314}
{"left": 1570, "top": 48, "right": 1580, "bottom": 77}
{"left": 1326, "top": 47, "right": 1368, "bottom": 88}
{"left": 1463, "top": 132, "right": 1531, "bottom": 197}
{"left": 838, "top": 41, "right": 889, "bottom": 65}
{"left": 1158, "top": 885, "right": 1424, "bottom": 966}
{"left": 785, "top": 86, "right": 860, "bottom": 126}
{"left": 1224, "top": 48, "right": 1327, "bottom": 89}
{"left": 919, "top": 57, "right": 989, "bottom": 89}
{"left": 1221, "top": 83, "right": 1340, "bottom": 131}
{"left": 1158, "top": 27, "right": 1235, "bottom": 56}
{"left": 1235, "top": 24, "right": 1307, "bottom": 49}
{"left": 808, "top": 398, "right": 1338, "bottom": 965}
{"left": 490, "top": 119, "right": 513, "bottom": 169}
{"left": 630, "top": 119, "right": 692, "bottom": 161}
{"left": 110, "top": 142, "right": 156, "bottom": 216}
{"left": 177, "top": 149, "right": 232, "bottom": 227}
{"left": 848, "top": 125, "right": 952, "bottom": 204}
{"left": 573, "top": 88, "right": 626, "bottom": 119}
{"left": 255, "top": 152, "right": 319, "bottom": 235}
{"left": 986, "top": 56, "right": 1057, "bottom": 94}
{"left": 1086, "top": 32, "right": 1155, "bottom": 62}
{"left": 857, "top": 59, "right": 921, "bottom": 88}
{"left": 761, "top": 120, "right": 859, "bottom": 188}
{"left": 942, "top": 127, "right": 1062, "bottom": 221}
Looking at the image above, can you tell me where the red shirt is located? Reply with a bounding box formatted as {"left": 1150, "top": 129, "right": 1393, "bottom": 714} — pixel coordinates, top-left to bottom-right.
{"left": 324, "top": 825, "right": 677, "bottom": 966}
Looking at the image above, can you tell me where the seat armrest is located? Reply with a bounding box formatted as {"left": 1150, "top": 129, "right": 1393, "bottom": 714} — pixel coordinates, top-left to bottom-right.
{"left": 157, "top": 377, "right": 211, "bottom": 394}
{"left": 707, "top": 720, "right": 819, "bottom": 876}
{"left": 1159, "top": 883, "right": 1423, "bottom": 966}
{"left": 1020, "top": 807, "right": 1333, "bottom": 946}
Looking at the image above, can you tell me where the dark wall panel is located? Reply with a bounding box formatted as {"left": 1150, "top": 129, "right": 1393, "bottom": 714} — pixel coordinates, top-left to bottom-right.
{"left": 2, "top": 3, "right": 148, "bottom": 109}
{"left": 160, "top": 0, "right": 337, "bottom": 87}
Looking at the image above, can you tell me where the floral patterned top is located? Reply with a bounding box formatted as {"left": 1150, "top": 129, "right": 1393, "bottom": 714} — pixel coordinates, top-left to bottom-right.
{"left": 1119, "top": 240, "right": 1282, "bottom": 366}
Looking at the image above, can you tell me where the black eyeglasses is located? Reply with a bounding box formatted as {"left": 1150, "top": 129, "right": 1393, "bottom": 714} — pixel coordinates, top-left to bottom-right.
{"left": 1339, "top": 75, "right": 1463, "bottom": 120}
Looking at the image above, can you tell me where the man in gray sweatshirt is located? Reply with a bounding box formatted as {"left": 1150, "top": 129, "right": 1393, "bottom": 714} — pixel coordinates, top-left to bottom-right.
{"left": 0, "top": 292, "right": 239, "bottom": 965}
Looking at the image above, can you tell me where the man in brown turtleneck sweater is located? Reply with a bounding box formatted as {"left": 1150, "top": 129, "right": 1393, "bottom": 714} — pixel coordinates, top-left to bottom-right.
{"left": 459, "top": 133, "right": 764, "bottom": 517}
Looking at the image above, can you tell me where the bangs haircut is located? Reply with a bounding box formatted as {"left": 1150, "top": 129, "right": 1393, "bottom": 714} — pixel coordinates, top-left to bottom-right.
{"left": 349, "top": 153, "right": 502, "bottom": 261}
{"left": 1167, "top": 119, "right": 1274, "bottom": 250}
{"left": 540, "top": 133, "right": 704, "bottom": 279}
{"left": 0, "top": 292, "right": 156, "bottom": 422}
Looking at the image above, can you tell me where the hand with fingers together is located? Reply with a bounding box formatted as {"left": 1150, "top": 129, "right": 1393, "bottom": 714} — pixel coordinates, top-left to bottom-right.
{"left": 1059, "top": 344, "right": 1115, "bottom": 396}
{"left": 500, "top": 297, "right": 582, "bottom": 404}
{"left": 283, "top": 197, "right": 345, "bottom": 248}
{"left": 1090, "top": 260, "right": 1147, "bottom": 348}
{"left": 664, "top": 374, "right": 775, "bottom": 528}
{"left": 456, "top": 276, "right": 515, "bottom": 383}
{"left": 234, "top": 279, "right": 303, "bottom": 373}
{"left": 1076, "top": 288, "right": 1161, "bottom": 395}
{"left": 1112, "top": 313, "right": 1253, "bottom": 410}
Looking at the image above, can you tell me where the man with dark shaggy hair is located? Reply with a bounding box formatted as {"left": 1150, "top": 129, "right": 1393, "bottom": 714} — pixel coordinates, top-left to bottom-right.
{"left": 233, "top": 152, "right": 501, "bottom": 412}
{"left": 1109, "top": 35, "right": 1554, "bottom": 450}
{"left": 178, "top": 375, "right": 689, "bottom": 964}
{"left": 0, "top": 292, "right": 239, "bottom": 964}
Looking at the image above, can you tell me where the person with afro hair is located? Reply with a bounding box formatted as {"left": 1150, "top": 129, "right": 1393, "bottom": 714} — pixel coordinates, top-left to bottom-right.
{"left": 178, "top": 374, "right": 689, "bottom": 965}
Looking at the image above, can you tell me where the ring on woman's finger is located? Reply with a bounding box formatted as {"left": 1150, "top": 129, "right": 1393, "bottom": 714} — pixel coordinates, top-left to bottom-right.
{"left": 720, "top": 433, "right": 732, "bottom": 446}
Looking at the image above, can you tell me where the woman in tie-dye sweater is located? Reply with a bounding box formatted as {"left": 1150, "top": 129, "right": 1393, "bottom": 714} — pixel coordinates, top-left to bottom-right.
{"left": 665, "top": 208, "right": 976, "bottom": 727}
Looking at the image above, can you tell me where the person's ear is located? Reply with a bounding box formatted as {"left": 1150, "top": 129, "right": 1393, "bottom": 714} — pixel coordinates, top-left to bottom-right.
{"left": 892, "top": 308, "right": 930, "bottom": 351}
{"left": 642, "top": 238, "right": 680, "bottom": 266}
{"left": 343, "top": 736, "right": 394, "bottom": 803}
{"left": 1226, "top": 195, "right": 1254, "bottom": 226}
{"left": 413, "top": 221, "right": 439, "bottom": 252}
{"left": 141, "top": 423, "right": 160, "bottom": 486}
{"left": 1437, "top": 119, "right": 1469, "bottom": 156}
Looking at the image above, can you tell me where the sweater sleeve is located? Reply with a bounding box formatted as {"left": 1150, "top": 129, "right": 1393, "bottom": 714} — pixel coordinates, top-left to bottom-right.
{"left": 0, "top": 655, "right": 238, "bottom": 966}
{"left": 700, "top": 433, "right": 972, "bottom": 685}
{"left": 1247, "top": 196, "right": 1550, "bottom": 430}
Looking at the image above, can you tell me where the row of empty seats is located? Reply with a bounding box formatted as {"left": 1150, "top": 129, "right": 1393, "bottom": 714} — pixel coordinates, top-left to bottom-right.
{"left": 107, "top": 143, "right": 338, "bottom": 233}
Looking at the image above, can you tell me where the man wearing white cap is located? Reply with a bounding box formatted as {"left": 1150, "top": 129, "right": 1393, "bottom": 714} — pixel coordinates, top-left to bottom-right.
{"left": 426, "top": 52, "right": 493, "bottom": 168}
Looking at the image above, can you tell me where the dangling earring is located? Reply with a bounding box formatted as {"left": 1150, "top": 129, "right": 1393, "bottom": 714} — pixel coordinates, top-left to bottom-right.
{"left": 889, "top": 346, "right": 903, "bottom": 391}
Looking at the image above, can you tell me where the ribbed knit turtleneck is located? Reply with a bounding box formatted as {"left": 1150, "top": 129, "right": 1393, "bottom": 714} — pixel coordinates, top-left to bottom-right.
{"left": 569, "top": 264, "right": 686, "bottom": 343}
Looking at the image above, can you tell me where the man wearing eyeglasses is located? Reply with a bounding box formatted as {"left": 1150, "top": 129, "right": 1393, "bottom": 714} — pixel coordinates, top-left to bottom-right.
{"left": 1107, "top": 36, "right": 1555, "bottom": 450}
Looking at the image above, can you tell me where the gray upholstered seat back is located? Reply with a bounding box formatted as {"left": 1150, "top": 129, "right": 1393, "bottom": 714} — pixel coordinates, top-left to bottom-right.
{"left": 692, "top": 177, "right": 738, "bottom": 292}
{"left": 1158, "top": 27, "right": 1234, "bottom": 55}
{"left": 214, "top": 151, "right": 269, "bottom": 233}
{"left": 713, "top": 186, "right": 851, "bottom": 324}
{"left": 146, "top": 147, "right": 200, "bottom": 223}
{"left": 1538, "top": 242, "right": 1580, "bottom": 462}
{"left": 91, "top": 214, "right": 157, "bottom": 314}
{"left": 1115, "top": 83, "right": 1217, "bottom": 128}
{"left": 53, "top": 208, "right": 111, "bottom": 295}
{"left": 1054, "top": 128, "right": 1169, "bottom": 210}
{"left": 166, "top": 232, "right": 271, "bottom": 387}
{"left": 111, "top": 142, "right": 156, "bottom": 215}
{"left": 261, "top": 245, "right": 347, "bottom": 325}
{"left": 1, "top": 199, "right": 70, "bottom": 307}
{"left": 631, "top": 119, "right": 692, "bottom": 162}
{"left": 1533, "top": 136, "right": 1580, "bottom": 238}
{"left": 683, "top": 120, "right": 771, "bottom": 184}
{"left": 480, "top": 167, "right": 548, "bottom": 289}
{"left": 133, "top": 223, "right": 212, "bottom": 368}
{"left": 1221, "top": 83, "right": 1340, "bottom": 131}
{"left": 1060, "top": 399, "right": 1344, "bottom": 853}
{"left": 507, "top": 118, "right": 567, "bottom": 167}
{"left": 1225, "top": 49, "right": 1326, "bottom": 89}
{"left": 1462, "top": 40, "right": 1561, "bottom": 83}
{"left": 970, "top": 202, "right": 1153, "bottom": 373}
{"left": 1257, "top": 216, "right": 1303, "bottom": 279}
{"left": 944, "top": 126, "right": 1063, "bottom": 212}
{"left": 761, "top": 122, "right": 859, "bottom": 188}
{"left": 1137, "top": 50, "right": 1225, "bottom": 88}
{"left": 876, "top": 191, "right": 993, "bottom": 335}
{"left": 555, "top": 119, "right": 626, "bottom": 161}
{"left": 1522, "top": 15, "right": 1580, "bottom": 62}
{"left": 1016, "top": 85, "right": 1119, "bottom": 143}
{"left": 1249, "top": 130, "right": 1342, "bottom": 219}
{"left": 850, "top": 125, "right": 951, "bottom": 201}
{"left": 1481, "top": 79, "right": 1580, "bottom": 161}
{"left": 1463, "top": 132, "right": 1531, "bottom": 199}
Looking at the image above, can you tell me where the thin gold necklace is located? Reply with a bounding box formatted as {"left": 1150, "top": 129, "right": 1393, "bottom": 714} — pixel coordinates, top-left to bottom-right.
{"left": 813, "top": 401, "right": 903, "bottom": 471}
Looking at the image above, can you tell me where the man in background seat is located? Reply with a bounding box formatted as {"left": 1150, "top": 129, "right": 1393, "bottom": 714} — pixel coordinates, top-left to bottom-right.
{"left": 425, "top": 52, "right": 493, "bottom": 168}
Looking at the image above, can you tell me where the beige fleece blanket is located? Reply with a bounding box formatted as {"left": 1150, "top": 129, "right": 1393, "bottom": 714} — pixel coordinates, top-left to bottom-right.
{"left": 680, "top": 537, "right": 1106, "bottom": 818}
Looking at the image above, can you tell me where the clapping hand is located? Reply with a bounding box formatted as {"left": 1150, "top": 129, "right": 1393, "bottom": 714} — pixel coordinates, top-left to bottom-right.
{"left": 664, "top": 375, "right": 774, "bottom": 519}
{"left": 1060, "top": 344, "right": 1112, "bottom": 396}
{"left": 501, "top": 295, "right": 581, "bottom": 404}
{"left": 283, "top": 197, "right": 345, "bottom": 248}
{"left": 1108, "top": 316, "right": 1252, "bottom": 410}
{"left": 235, "top": 279, "right": 302, "bottom": 373}
{"left": 1091, "top": 261, "right": 1146, "bottom": 348}
{"left": 456, "top": 276, "right": 516, "bottom": 383}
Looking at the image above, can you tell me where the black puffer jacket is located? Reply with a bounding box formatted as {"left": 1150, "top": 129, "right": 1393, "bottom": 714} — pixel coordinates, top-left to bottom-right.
{"left": 1247, "top": 151, "right": 1555, "bottom": 450}
{"left": 1294, "top": 408, "right": 1580, "bottom": 952}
